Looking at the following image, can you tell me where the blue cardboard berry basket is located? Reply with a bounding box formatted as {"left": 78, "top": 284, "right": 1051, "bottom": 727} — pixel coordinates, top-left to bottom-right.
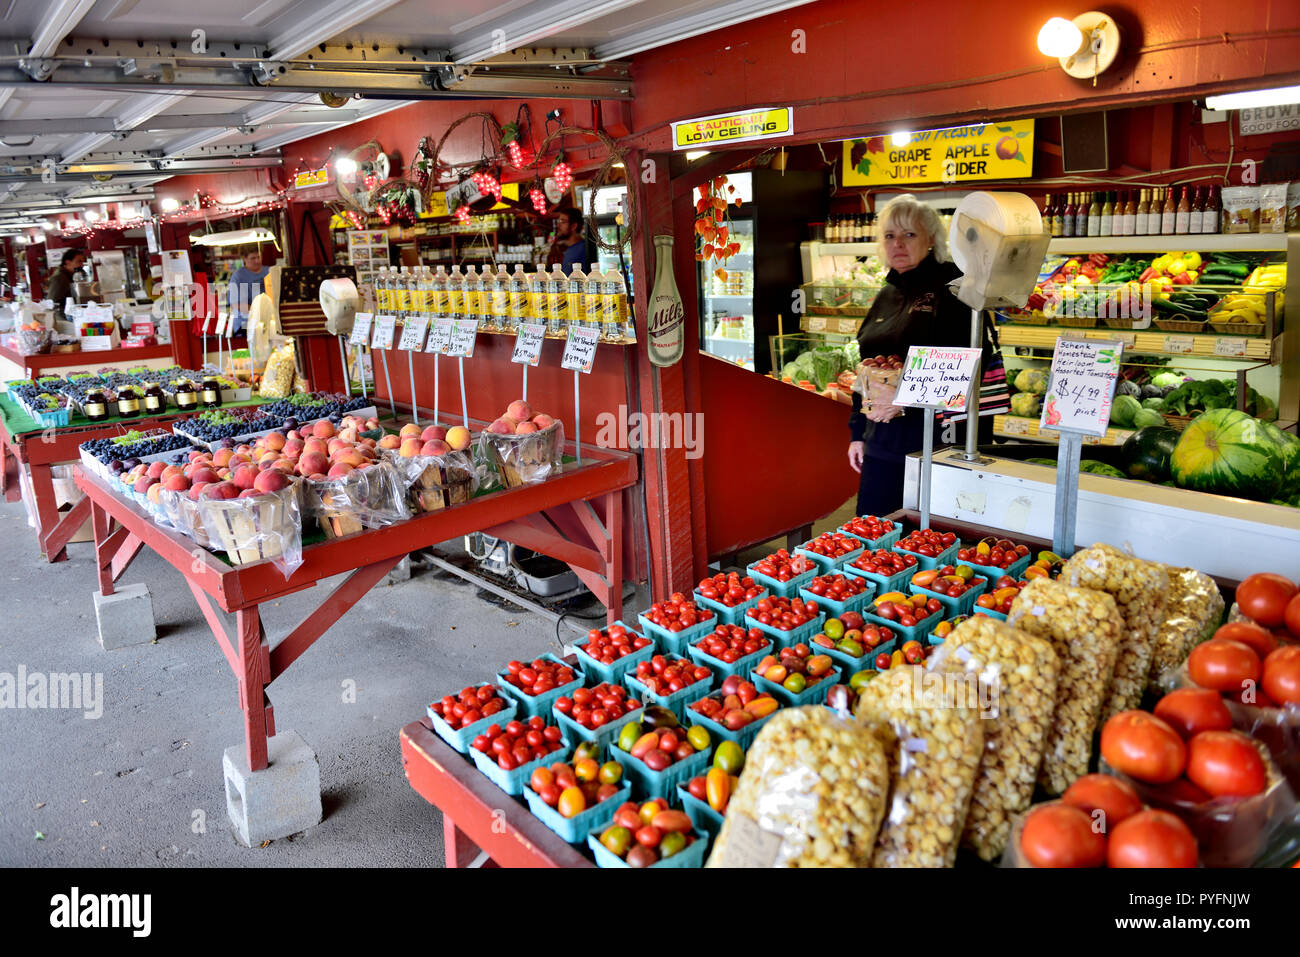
{"left": 821, "top": 636, "right": 898, "bottom": 675}
{"left": 524, "top": 781, "right": 631, "bottom": 845}
{"left": 686, "top": 636, "right": 774, "bottom": 682}
{"left": 677, "top": 783, "right": 726, "bottom": 839}
{"left": 798, "top": 579, "right": 875, "bottom": 619}
{"left": 623, "top": 667, "right": 713, "bottom": 722}
{"left": 962, "top": 552, "right": 1032, "bottom": 584}
{"left": 842, "top": 562, "right": 913, "bottom": 596}
{"left": 574, "top": 621, "right": 655, "bottom": 685}
{"left": 586, "top": 825, "right": 709, "bottom": 868}
{"left": 752, "top": 665, "right": 841, "bottom": 707}
{"left": 692, "top": 587, "right": 767, "bottom": 626}
{"left": 495, "top": 653, "right": 585, "bottom": 720}
{"left": 794, "top": 541, "right": 864, "bottom": 573}
{"left": 744, "top": 560, "right": 817, "bottom": 599}
{"left": 684, "top": 697, "right": 778, "bottom": 751}
{"left": 427, "top": 683, "right": 518, "bottom": 754}
{"left": 742, "top": 610, "right": 827, "bottom": 652}
{"left": 893, "top": 539, "right": 960, "bottom": 572}
{"left": 30, "top": 405, "right": 71, "bottom": 428}
{"left": 974, "top": 607, "right": 1009, "bottom": 622}
{"left": 836, "top": 519, "right": 904, "bottom": 551}
{"left": 636, "top": 611, "right": 718, "bottom": 656}
{"left": 612, "top": 740, "right": 711, "bottom": 798}
{"left": 862, "top": 606, "right": 944, "bottom": 644}
{"left": 552, "top": 699, "right": 646, "bottom": 751}
{"left": 909, "top": 575, "right": 989, "bottom": 617}
{"left": 469, "top": 738, "right": 573, "bottom": 797}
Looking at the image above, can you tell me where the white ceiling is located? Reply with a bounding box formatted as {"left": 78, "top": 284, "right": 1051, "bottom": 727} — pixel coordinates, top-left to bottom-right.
{"left": 0, "top": 0, "right": 815, "bottom": 227}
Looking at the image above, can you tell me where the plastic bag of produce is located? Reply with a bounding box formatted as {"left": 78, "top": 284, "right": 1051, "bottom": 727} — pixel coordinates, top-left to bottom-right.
{"left": 302, "top": 459, "right": 409, "bottom": 536}
{"left": 854, "top": 666, "right": 984, "bottom": 867}
{"left": 196, "top": 479, "right": 304, "bottom": 579}
{"left": 927, "top": 617, "right": 1060, "bottom": 861}
{"left": 1148, "top": 568, "right": 1224, "bottom": 694}
{"left": 158, "top": 486, "right": 214, "bottom": 549}
{"left": 477, "top": 420, "right": 564, "bottom": 489}
{"left": 1062, "top": 544, "right": 1169, "bottom": 723}
{"left": 1005, "top": 579, "right": 1122, "bottom": 795}
{"left": 382, "top": 447, "right": 478, "bottom": 513}
{"left": 259, "top": 341, "right": 297, "bottom": 398}
{"left": 705, "top": 706, "right": 892, "bottom": 867}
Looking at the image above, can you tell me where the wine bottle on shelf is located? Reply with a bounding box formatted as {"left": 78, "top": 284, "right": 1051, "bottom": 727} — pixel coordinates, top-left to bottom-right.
{"left": 1160, "top": 187, "right": 1176, "bottom": 235}
{"left": 1099, "top": 191, "right": 1114, "bottom": 237}
{"left": 1205, "top": 186, "right": 1221, "bottom": 234}
{"left": 1121, "top": 190, "right": 1137, "bottom": 236}
{"left": 1086, "top": 191, "right": 1101, "bottom": 237}
{"left": 1063, "top": 192, "right": 1077, "bottom": 237}
{"left": 1042, "top": 193, "right": 1054, "bottom": 233}
{"left": 1175, "top": 186, "right": 1191, "bottom": 235}
{"left": 1189, "top": 186, "right": 1205, "bottom": 234}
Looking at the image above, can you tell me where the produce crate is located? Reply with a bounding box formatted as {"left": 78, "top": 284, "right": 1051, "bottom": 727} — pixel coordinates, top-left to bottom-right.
{"left": 692, "top": 588, "right": 766, "bottom": 626}
{"left": 822, "top": 637, "right": 898, "bottom": 675}
{"left": 862, "top": 606, "right": 944, "bottom": 644}
{"left": 552, "top": 702, "right": 646, "bottom": 752}
{"left": 469, "top": 738, "right": 573, "bottom": 797}
{"left": 677, "top": 784, "right": 726, "bottom": 839}
{"left": 426, "top": 684, "right": 518, "bottom": 754}
{"left": 27, "top": 405, "right": 71, "bottom": 428}
{"left": 842, "top": 563, "right": 912, "bottom": 595}
{"left": 1056, "top": 316, "right": 1099, "bottom": 329}
{"left": 893, "top": 540, "right": 960, "bottom": 572}
{"left": 742, "top": 611, "right": 827, "bottom": 652}
{"left": 752, "top": 667, "right": 841, "bottom": 707}
{"left": 524, "top": 783, "right": 631, "bottom": 845}
{"left": 962, "top": 553, "right": 1032, "bottom": 583}
{"left": 909, "top": 577, "right": 989, "bottom": 617}
{"left": 798, "top": 582, "right": 875, "bottom": 619}
{"left": 835, "top": 520, "right": 903, "bottom": 550}
{"left": 685, "top": 699, "right": 777, "bottom": 751}
{"left": 1209, "top": 321, "right": 1265, "bottom": 336}
{"left": 972, "top": 607, "right": 1009, "bottom": 622}
{"left": 1152, "top": 318, "right": 1207, "bottom": 334}
{"left": 623, "top": 670, "right": 713, "bottom": 722}
{"left": 586, "top": 827, "right": 709, "bottom": 869}
{"left": 744, "top": 561, "right": 816, "bottom": 598}
{"left": 686, "top": 639, "right": 773, "bottom": 682}
{"left": 573, "top": 621, "right": 654, "bottom": 685}
{"left": 635, "top": 612, "right": 716, "bottom": 657}
{"left": 794, "top": 542, "right": 864, "bottom": 573}
{"left": 494, "top": 654, "right": 585, "bottom": 720}
{"left": 612, "top": 742, "right": 711, "bottom": 799}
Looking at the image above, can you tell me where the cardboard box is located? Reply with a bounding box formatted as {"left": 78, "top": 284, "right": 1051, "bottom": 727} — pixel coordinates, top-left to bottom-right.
{"left": 78, "top": 326, "right": 121, "bottom": 351}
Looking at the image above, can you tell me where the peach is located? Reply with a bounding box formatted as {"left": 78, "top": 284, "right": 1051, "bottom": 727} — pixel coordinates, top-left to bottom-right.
{"left": 338, "top": 427, "right": 359, "bottom": 444}
{"left": 282, "top": 439, "right": 305, "bottom": 458}
{"left": 204, "top": 481, "right": 239, "bottom": 500}
{"left": 378, "top": 434, "right": 401, "bottom": 450}
{"left": 187, "top": 450, "right": 206, "bottom": 463}
{"left": 334, "top": 450, "right": 366, "bottom": 468}
{"left": 308, "top": 472, "right": 327, "bottom": 481}
{"left": 399, "top": 438, "right": 423, "bottom": 458}
{"left": 188, "top": 483, "right": 208, "bottom": 501}
{"left": 357, "top": 445, "right": 377, "bottom": 459}
{"left": 146, "top": 461, "right": 168, "bottom": 480}
{"left": 507, "top": 399, "right": 532, "bottom": 423}
{"left": 327, "top": 437, "right": 346, "bottom": 455}
{"left": 312, "top": 419, "right": 336, "bottom": 439}
{"left": 262, "top": 431, "right": 286, "bottom": 452}
{"left": 445, "top": 425, "right": 471, "bottom": 450}
{"left": 359, "top": 438, "right": 376, "bottom": 450}
{"left": 365, "top": 418, "right": 379, "bottom": 430}
{"left": 161, "top": 464, "right": 185, "bottom": 481}
{"left": 531, "top": 413, "right": 555, "bottom": 430}
{"left": 133, "top": 475, "right": 157, "bottom": 494}
{"left": 238, "top": 488, "right": 261, "bottom": 499}
{"left": 399, "top": 423, "right": 423, "bottom": 439}
{"left": 500, "top": 415, "right": 519, "bottom": 430}
{"left": 229, "top": 454, "right": 252, "bottom": 467}
{"left": 236, "top": 444, "right": 252, "bottom": 456}
{"left": 421, "top": 439, "right": 450, "bottom": 456}
{"left": 162, "top": 474, "right": 190, "bottom": 492}
{"left": 298, "top": 452, "right": 329, "bottom": 476}
{"left": 487, "top": 418, "right": 513, "bottom": 435}
{"left": 212, "top": 448, "right": 234, "bottom": 468}
{"left": 272, "top": 459, "right": 295, "bottom": 474}
{"left": 190, "top": 467, "right": 219, "bottom": 485}
{"left": 231, "top": 464, "right": 259, "bottom": 491}
{"left": 286, "top": 429, "right": 302, "bottom": 442}
{"left": 421, "top": 424, "right": 448, "bottom": 443}
{"left": 258, "top": 451, "right": 280, "bottom": 467}
{"left": 254, "top": 469, "right": 291, "bottom": 494}
{"left": 514, "top": 422, "right": 538, "bottom": 434}
{"left": 147, "top": 483, "right": 165, "bottom": 503}
{"left": 327, "top": 462, "right": 354, "bottom": 479}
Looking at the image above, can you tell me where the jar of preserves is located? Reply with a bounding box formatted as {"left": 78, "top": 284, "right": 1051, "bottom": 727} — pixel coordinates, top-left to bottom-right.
{"left": 173, "top": 380, "right": 199, "bottom": 411}
{"left": 142, "top": 382, "right": 165, "bottom": 415}
{"left": 84, "top": 388, "right": 110, "bottom": 423}
{"left": 116, "top": 387, "right": 140, "bottom": 419}
{"left": 199, "top": 377, "right": 222, "bottom": 409}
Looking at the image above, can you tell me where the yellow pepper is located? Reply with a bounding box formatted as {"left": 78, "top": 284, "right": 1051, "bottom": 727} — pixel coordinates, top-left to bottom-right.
{"left": 1167, "top": 258, "right": 1187, "bottom": 276}
{"left": 1183, "top": 252, "right": 1202, "bottom": 270}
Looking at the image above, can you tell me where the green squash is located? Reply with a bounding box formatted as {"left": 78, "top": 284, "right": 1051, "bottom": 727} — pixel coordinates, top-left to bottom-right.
{"left": 1121, "top": 426, "right": 1181, "bottom": 482}
{"left": 1170, "top": 409, "right": 1285, "bottom": 501}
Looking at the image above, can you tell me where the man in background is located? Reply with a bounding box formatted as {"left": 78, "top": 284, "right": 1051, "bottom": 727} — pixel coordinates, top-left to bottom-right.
{"left": 47, "top": 249, "right": 86, "bottom": 324}
{"left": 227, "top": 248, "right": 268, "bottom": 336}
{"left": 545, "top": 207, "right": 593, "bottom": 275}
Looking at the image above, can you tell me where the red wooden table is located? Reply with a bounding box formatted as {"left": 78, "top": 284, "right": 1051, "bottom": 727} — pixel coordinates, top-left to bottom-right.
{"left": 0, "top": 342, "right": 174, "bottom": 379}
{"left": 76, "top": 441, "right": 637, "bottom": 775}
{"left": 401, "top": 717, "right": 594, "bottom": 867}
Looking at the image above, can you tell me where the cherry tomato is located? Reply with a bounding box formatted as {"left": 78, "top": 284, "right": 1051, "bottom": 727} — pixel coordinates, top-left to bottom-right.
{"left": 1186, "top": 639, "right": 1260, "bottom": 692}
{"left": 1263, "top": 645, "right": 1300, "bottom": 706}
{"left": 1019, "top": 803, "right": 1106, "bottom": 868}
{"left": 1153, "top": 688, "right": 1233, "bottom": 740}
{"left": 1186, "top": 730, "right": 1268, "bottom": 798}
{"left": 1106, "top": 810, "right": 1198, "bottom": 868}
{"left": 1212, "top": 621, "right": 1277, "bottom": 660}
{"left": 1285, "top": 593, "right": 1300, "bottom": 641}
{"left": 1060, "top": 774, "right": 1142, "bottom": 833}
{"left": 1100, "top": 711, "right": 1186, "bottom": 784}
{"left": 1236, "top": 573, "right": 1297, "bottom": 628}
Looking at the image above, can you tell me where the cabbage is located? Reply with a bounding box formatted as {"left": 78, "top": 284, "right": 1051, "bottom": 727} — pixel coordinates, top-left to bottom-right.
{"left": 1010, "top": 392, "right": 1042, "bottom": 417}
{"left": 1152, "top": 371, "right": 1184, "bottom": 389}
{"left": 1013, "top": 368, "right": 1049, "bottom": 395}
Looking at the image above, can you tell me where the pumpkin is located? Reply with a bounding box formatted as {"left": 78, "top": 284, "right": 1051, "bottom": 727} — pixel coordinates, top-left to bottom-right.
{"left": 1170, "top": 409, "right": 1285, "bottom": 501}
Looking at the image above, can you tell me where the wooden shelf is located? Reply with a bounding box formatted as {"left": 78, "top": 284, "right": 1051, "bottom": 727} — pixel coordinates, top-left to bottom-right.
{"left": 994, "top": 415, "right": 1135, "bottom": 446}
{"left": 1045, "top": 234, "right": 1289, "bottom": 255}
{"left": 997, "top": 324, "right": 1277, "bottom": 361}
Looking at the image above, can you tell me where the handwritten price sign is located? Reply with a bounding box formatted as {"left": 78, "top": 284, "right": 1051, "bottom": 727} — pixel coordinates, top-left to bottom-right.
{"left": 348, "top": 312, "right": 373, "bottom": 346}
{"left": 448, "top": 319, "right": 479, "bottom": 358}
{"left": 398, "top": 316, "right": 429, "bottom": 351}
{"left": 1039, "top": 337, "right": 1124, "bottom": 437}
{"left": 562, "top": 326, "right": 600, "bottom": 374}
{"left": 371, "top": 314, "right": 397, "bottom": 350}
{"left": 893, "top": 346, "right": 982, "bottom": 411}
{"left": 425, "top": 318, "right": 453, "bottom": 355}
{"left": 512, "top": 323, "right": 546, "bottom": 367}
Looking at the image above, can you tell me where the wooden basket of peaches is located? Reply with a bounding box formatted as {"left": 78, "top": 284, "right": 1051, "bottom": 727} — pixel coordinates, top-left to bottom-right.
{"left": 479, "top": 399, "right": 564, "bottom": 488}
{"left": 379, "top": 422, "right": 477, "bottom": 513}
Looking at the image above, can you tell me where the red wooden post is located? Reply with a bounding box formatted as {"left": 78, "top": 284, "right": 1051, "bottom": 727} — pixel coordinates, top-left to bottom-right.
{"left": 237, "top": 609, "right": 270, "bottom": 772}
{"left": 27, "top": 463, "right": 67, "bottom": 562}
{"left": 91, "top": 500, "right": 115, "bottom": 597}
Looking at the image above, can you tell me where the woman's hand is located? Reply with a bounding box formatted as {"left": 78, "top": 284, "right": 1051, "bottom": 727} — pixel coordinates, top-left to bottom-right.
{"left": 864, "top": 381, "right": 905, "bottom": 423}
{"left": 847, "top": 441, "right": 865, "bottom": 473}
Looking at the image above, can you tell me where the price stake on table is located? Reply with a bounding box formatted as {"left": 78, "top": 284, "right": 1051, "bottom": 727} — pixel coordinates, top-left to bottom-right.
{"left": 349, "top": 312, "right": 373, "bottom": 346}
{"left": 893, "top": 345, "right": 982, "bottom": 410}
{"left": 371, "top": 314, "right": 397, "bottom": 350}
{"left": 447, "top": 319, "right": 479, "bottom": 358}
{"left": 562, "top": 326, "right": 600, "bottom": 373}
{"left": 512, "top": 323, "right": 546, "bottom": 367}
{"left": 1039, "top": 337, "right": 1124, "bottom": 437}
{"left": 425, "top": 318, "right": 453, "bottom": 354}
{"left": 398, "top": 316, "right": 429, "bottom": 351}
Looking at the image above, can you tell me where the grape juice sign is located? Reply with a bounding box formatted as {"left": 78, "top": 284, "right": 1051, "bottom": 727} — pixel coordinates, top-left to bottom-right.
{"left": 842, "top": 120, "right": 1033, "bottom": 185}
{"left": 1039, "top": 338, "right": 1124, "bottom": 437}
{"left": 894, "top": 346, "right": 982, "bottom": 411}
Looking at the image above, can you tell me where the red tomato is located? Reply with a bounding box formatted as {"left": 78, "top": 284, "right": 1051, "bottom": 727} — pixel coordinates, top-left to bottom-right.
{"left": 1186, "top": 639, "right": 1260, "bottom": 693}
{"left": 1212, "top": 621, "right": 1277, "bottom": 660}
{"left": 1153, "top": 688, "right": 1233, "bottom": 740}
{"left": 1286, "top": 593, "right": 1300, "bottom": 640}
{"left": 1060, "top": 774, "right": 1142, "bottom": 833}
{"left": 1100, "top": 711, "right": 1187, "bottom": 784}
{"left": 1263, "top": 645, "right": 1300, "bottom": 706}
{"left": 1186, "top": 730, "right": 1268, "bottom": 798}
{"left": 1106, "top": 810, "right": 1198, "bottom": 868}
{"left": 1019, "top": 803, "right": 1106, "bottom": 868}
{"left": 1235, "top": 573, "right": 1297, "bottom": 628}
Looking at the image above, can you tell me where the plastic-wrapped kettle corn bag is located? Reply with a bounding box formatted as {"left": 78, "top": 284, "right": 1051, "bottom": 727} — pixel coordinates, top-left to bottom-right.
{"left": 1148, "top": 567, "right": 1224, "bottom": 694}
{"left": 1005, "top": 579, "right": 1122, "bottom": 795}
{"left": 928, "top": 616, "right": 1059, "bottom": 861}
{"left": 854, "top": 665, "right": 984, "bottom": 867}
{"left": 706, "top": 706, "right": 892, "bottom": 868}
{"left": 1062, "top": 544, "right": 1168, "bottom": 722}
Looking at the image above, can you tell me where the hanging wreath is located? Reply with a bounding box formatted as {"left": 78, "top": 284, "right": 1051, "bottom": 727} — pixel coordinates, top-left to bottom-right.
{"left": 533, "top": 124, "right": 637, "bottom": 254}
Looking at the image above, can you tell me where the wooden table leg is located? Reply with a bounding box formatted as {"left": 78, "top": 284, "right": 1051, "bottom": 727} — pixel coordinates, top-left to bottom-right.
{"left": 237, "top": 608, "right": 271, "bottom": 772}
{"left": 606, "top": 489, "right": 623, "bottom": 628}
{"left": 92, "top": 501, "right": 116, "bottom": 597}
{"left": 443, "top": 815, "right": 486, "bottom": 868}
{"left": 0, "top": 434, "right": 17, "bottom": 502}
{"left": 28, "top": 462, "right": 68, "bottom": 563}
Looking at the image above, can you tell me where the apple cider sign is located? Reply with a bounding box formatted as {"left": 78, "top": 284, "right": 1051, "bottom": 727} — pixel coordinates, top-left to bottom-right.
{"left": 842, "top": 120, "right": 1034, "bottom": 185}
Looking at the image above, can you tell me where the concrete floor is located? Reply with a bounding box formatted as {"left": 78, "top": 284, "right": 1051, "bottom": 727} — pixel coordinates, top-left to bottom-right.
{"left": 0, "top": 485, "right": 854, "bottom": 867}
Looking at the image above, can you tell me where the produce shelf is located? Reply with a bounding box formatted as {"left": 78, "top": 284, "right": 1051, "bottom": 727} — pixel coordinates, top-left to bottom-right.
{"left": 1044, "top": 235, "right": 1288, "bottom": 255}
{"left": 996, "top": 324, "right": 1276, "bottom": 361}
{"left": 993, "top": 415, "right": 1135, "bottom": 446}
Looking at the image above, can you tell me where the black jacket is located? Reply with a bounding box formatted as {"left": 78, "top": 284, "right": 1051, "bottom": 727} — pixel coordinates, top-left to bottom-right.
{"left": 848, "top": 252, "right": 992, "bottom": 455}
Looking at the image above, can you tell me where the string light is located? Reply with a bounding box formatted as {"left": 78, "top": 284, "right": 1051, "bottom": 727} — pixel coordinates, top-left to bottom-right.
{"left": 551, "top": 158, "right": 572, "bottom": 192}
{"left": 470, "top": 168, "right": 501, "bottom": 201}
{"left": 529, "top": 185, "right": 547, "bottom": 215}
{"left": 452, "top": 206, "right": 471, "bottom": 224}
{"left": 507, "top": 140, "right": 525, "bottom": 167}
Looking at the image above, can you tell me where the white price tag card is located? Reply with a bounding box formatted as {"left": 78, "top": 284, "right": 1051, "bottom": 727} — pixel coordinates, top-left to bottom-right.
{"left": 806, "top": 315, "right": 827, "bottom": 332}
{"left": 1163, "top": 334, "right": 1195, "bottom": 354}
{"left": 893, "top": 346, "right": 982, "bottom": 411}
{"left": 562, "top": 326, "right": 600, "bottom": 374}
{"left": 348, "top": 312, "right": 373, "bottom": 346}
{"left": 512, "top": 323, "right": 546, "bottom": 367}
{"left": 1039, "top": 337, "right": 1124, "bottom": 438}
{"left": 398, "top": 316, "right": 429, "bottom": 351}
{"left": 214, "top": 313, "right": 230, "bottom": 336}
{"left": 1114, "top": 332, "right": 1137, "bottom": 348}
{"left": 1213, "top": 337, "right": 1248, "bottom": 358}
{"left": 425, "top": 318, "right": 453, "bottom": 355}
{"left": 448, "top": 319, "right": 479, "bottom": 358}
{"left": 371, "top": 314, "right": 397, "bottom": 350}
{"left": 1001, "top": 417, "right": 1030, "bottom": 436}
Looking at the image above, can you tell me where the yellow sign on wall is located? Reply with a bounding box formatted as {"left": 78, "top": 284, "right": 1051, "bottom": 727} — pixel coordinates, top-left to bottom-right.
{"left": 672, "top": 107, "right": 793, "bottom": 150}
{"left": 841, "top": 120, "right": 1034, "bottom": 186}
{"left": 420, "top": 182, "right": 519, "bottom": 219}
{"left": 293, "top": 166, "right": 330, "bottom": 189}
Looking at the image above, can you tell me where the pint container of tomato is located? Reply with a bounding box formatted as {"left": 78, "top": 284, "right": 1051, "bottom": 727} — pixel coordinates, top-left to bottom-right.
{"left": 427, "top": 683, "right": 518, "bottom": 754}
{"left": 573, "top": 621, "right": 655, "bottom": 685}
{"left": 892, "top": 528, "right": 960, "bottom": 572}
{"left": 836, "top": 516, "right": 903, "bottom": 550}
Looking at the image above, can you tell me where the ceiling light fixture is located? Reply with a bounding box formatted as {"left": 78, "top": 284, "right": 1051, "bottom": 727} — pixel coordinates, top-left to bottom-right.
{"left": 685, "top": 150, "right": 711, "bottom": 161}
{"left": 1036, "top": 17, "right": 1083, "bottom": 57}
{"left": 1038, "top": 12, "right": 1120, "bottom": 81}
{"left": 1205, "top": 85, "right": 1300, "bottom": 111}
{"left": 890, "top": 131, "right": 913, "bottom": 147}
{"left": 159, "top": 197, "right": 180, "bottom": 212}
{"left": 335, "top": 156, "right": 359, "bottom": 177}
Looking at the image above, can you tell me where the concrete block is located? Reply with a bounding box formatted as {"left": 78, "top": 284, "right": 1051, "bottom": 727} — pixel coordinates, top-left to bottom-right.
{"left": 383, "top": 555, "right": 412, "bottom": 585}
{"left": 223, "top": 729, "right": 322, "bottom": 847}
{"left": 92, "top": 583, "right": 156, "bottom": 650}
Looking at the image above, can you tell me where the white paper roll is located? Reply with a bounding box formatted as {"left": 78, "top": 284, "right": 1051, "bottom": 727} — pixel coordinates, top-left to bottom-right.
{"left": 319, "top": 277, "right": 360, "bottom": 335}
{"left": 948, "top": 191, "right": 1050, "bottom": 310}
{"left": 948, "top": 191, "right": 1043, "bottom": 273}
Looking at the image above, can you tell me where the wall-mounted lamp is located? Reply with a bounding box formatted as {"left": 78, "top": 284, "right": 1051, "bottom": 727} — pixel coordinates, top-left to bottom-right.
{"left": 1037, "top": 12, "right": 1120, "bottom": 80}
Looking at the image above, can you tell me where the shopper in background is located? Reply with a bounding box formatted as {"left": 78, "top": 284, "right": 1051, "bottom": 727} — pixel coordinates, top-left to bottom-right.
{"left": 227, "top": 247, "right": 268, "bottom": 336}
{"left": 47, "top": 248, "right": 87, "bottom": 323}
{"left": 546, "top": 207, "right": 593, "bottom": 275}
{"left": 846, "top": 195, "right": 996, "bottom": 516}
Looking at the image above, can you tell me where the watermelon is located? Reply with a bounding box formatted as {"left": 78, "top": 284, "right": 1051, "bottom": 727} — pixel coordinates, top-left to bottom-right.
{"left": 1080, "top": 460, "right": 1126, "bottom": 478}
{"left": 1259, "top": 422, "right": 1300, "bottom": 499}
{"left": 1121, "top": 426, "right": 1180, "bottom": 482}
{"left": 1170, "top": 409, "right": 1285, "bottom": 501}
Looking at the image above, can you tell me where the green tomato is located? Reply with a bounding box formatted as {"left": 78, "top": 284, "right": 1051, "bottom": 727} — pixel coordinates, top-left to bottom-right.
{"left": 782, "top": 673, "right": 807, "bottom": 694}
{"left": 600, "top": 825, "right": 632, "bottom": 857}
{"left": 659, "top": 830, "right": 688, "bottom": 858}
{"left": 686, "top": 724, "right": 711, "bottom": 753}
{"left": 617, "top": 721, "right": 642, "bottom": 754}
{"left": 849, "top": 670, "right": 876, "bottom": 692}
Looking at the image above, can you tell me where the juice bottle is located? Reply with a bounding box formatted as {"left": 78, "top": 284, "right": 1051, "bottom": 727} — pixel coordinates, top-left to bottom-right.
{"left": 530, "top": 267, "right": 550, "bottom": 333}
{"left": 508, "top": 264, "right": 531, "bottom": 332}
{"left": 567, "top": 264, "right": 588, "bottom": 332}
{"left": 375, "top": 266, "right": 393, "bottom": 313}
{"left": 445, "top": 266, "right": 465, "bottom": 319}
{"left": 585, "top": 264, "right": 604, "bottom": 335}
{"left": 604, "top": 265, "right": 632, "bottom": 342}
{"left": 547, "top": 264, "right": 569, "bottom": 337}
{"left": 491, "top": 263, "right": 511, "bottom": 332}
{"left": 432, "top": 266, "right": 450, "bottom": 318}
{"left": 478, "top": 264, "right": 498, "bottom": 331}
{"left": 395, "top": 266, "right": 413, "bottom": 316}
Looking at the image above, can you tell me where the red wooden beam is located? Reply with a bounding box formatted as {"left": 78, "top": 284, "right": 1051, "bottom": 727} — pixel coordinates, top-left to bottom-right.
{"left": 185, "top": 577, "right": 240, "bottom": 675}
{"left": 41, "top": 495, "right": 90, "bottom": 561}
{"left": 109, "top": 532, "right": 145, "bottom": 582}
{"left": 237, "top": 609, "right": 269, "bottom": 772}
{"left": 482, "top": 515, "right": 605, "bottom": 574}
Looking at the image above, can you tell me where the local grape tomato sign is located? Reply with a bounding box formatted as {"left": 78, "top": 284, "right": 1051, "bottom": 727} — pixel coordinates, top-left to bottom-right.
{"left": 893, "top": 346, "right": 982, "bottom": 411}
{"left": 1039, "top": 337, "right": 1124, "bottom": 437}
